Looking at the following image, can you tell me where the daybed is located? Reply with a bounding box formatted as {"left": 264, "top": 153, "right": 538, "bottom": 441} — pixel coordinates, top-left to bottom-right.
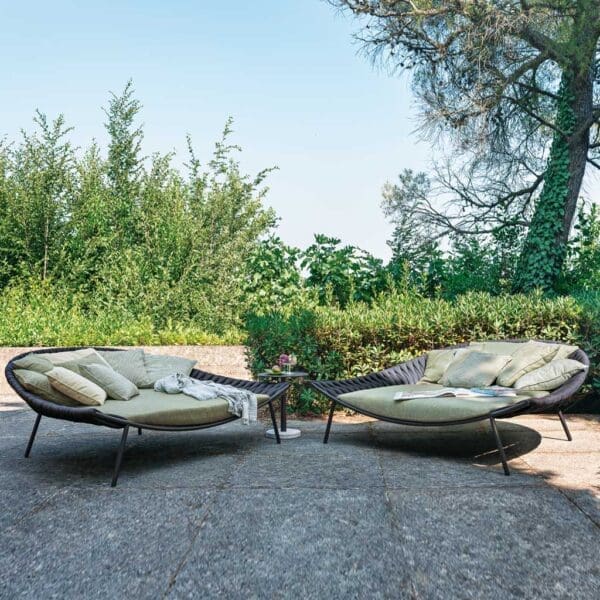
{"left": 5, "top": 347, "right": 289, "bottom": 486}
{"left": 310, "top": 340, "right": 589, "bottom": 475}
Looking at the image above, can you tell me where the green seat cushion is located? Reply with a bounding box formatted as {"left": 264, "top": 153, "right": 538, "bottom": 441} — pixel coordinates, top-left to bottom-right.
{"left": 141, "top": 353, "right": 197, "bottom": 388}
{"left": 13, "top": 368, "right": 82, "bottom": 407}
{"left": 338, "top": 384, "right": 548, "bottom": 424}
{"left": 98, "top": 349, "right": 152, "bottom": 388}
{"left": 80, "top": 363, "right": 139, "bottom": 401}
{"left": 96, "top": 389, "right": 271, "bottom": 426}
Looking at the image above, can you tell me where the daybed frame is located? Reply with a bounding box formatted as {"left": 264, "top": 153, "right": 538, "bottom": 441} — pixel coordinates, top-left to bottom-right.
{"left": 310, "top": 340, "right": 589, "bottom": 475}
{"left": 5, "top": 347, "right": 289, "bottom": 486}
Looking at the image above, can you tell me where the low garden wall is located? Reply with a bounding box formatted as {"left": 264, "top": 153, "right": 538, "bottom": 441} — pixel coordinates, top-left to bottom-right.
{"left": 0, "top": 345, "right": 250, "bottom": 396}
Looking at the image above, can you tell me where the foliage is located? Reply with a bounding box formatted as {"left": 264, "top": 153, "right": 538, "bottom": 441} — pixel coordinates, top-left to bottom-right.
{"left": 561, "top": 204, "right": 600, "bottom": 291}
{"left": 382, "top": 169, "right": 442, "bottom": 280}
{"left": 301, "top": 234, "right": 390, "bottom": 307}
{"left": 0, "top": 84, "right": 276, "bottom": 334}
{"left": 332, "top": 0, "right": 600, "bottom": 292}
{"left": 246, "top": 291, "right": 597, "bottom": 414}
{"left": 0, "top": 279, "right": 243, "bottom": 346}
{"left": 242, "top": 236, "right": 306, "bottom": 313}
{"left": 513, "top": 75, "right": 575, "bottom": 292}
{"left": 0, "top": 112, "right": 75, "bottom": 285}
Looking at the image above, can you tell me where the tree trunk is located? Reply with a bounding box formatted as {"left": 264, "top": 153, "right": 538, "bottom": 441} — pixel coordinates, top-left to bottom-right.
{"left": 513, "top": 69, "right": 592, "bottom": 292}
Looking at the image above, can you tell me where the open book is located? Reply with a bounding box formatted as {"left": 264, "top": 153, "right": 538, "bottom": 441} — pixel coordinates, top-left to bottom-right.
{"left": 393, "top": 386, "right": 517, "bottom": 401}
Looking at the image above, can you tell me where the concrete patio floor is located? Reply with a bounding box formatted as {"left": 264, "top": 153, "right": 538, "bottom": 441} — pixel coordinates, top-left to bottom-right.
{"left": 0, "top": 400, "right": 598, "bottom": 599}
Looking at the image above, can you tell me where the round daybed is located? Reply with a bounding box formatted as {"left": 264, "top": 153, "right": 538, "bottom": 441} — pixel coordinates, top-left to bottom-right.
{"left": 310, "top": 340, "right": 589, "bottom": 475}
{"left": 5, "top": 347, "right": 289, "bottom": 486}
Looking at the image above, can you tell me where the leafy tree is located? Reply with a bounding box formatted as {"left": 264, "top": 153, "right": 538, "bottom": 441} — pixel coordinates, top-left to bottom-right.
{"left": 382, "top": 169, "right": 443, "bottom": 281}
{"left": 332, "top": 0, "right": 600, "bottom": 291}
{"left": 104, "top": 79, "right": 144, "bottom": 244}
{"left": 560, "top": 202, "right": 600, "bottom": 291}
{"left": 301, "top": 234, "right": 389, "bottom": 306}
{"left": 243, "top": 236, "right": 304, "bottom": 313}
{"left": 0, "top": 85, "right": 276, "bottom": 334}
{"left": 0, "top": 112, "right": 75, "bottom": 283}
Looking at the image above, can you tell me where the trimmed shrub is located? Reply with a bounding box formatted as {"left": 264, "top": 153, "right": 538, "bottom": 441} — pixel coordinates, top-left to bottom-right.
{"left": 0, "top": 282, "right": 243, "bottom": 346}
{"left": 246, "top": 291, "right": 598, "bottom": 414}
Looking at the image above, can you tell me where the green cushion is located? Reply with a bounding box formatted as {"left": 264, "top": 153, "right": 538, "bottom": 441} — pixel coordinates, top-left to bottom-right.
{"left": 440, "top": 351, "right": 511, "bottom": 388}
{"left": 13, "top": 368, "right": 81, "bottom": 407}
{"left": 96, "top": 388, "right": 270, "bottom": 426}
{"left": 46, "top": 367, "right": 107, "bottom": 406}
{"left": 468, "top": 341, "right": 524, "bottom": 355}
{"left": 98, "top": 349, "right": 152, "bottom": 388}
{"left": 38, "top": 348, "right": 110, "bottom": 367}
{"left": 547, "top": 343, "right": 578, "bottom": 360}
{"left": 141, "top": 353, "right": 197, "bottom": 388}
{"left": 80, "top": 363, "right": 139, "bottom": 401}
{"left": 421, "top": 348, "right": 467, "bottom": 384}
{"left": 12, "top": 354, "right": 54, "bottom": 374}
{"left": 59, "top": 352, "right": 113, "bottom": 376}
{"left": 515, "top": 359, "right": 587, "bottom": 391}
{"left": 339, "top": 384, "right": 548, "bottom": 423}
{"left": 496, "top": 341, "right": 559, "bottom": 387}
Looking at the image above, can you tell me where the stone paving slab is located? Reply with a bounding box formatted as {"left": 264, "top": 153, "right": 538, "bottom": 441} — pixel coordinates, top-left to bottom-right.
{"left": 386, "top": 487, "right": 600, "bottom": 599}
{"left": 0, "top": 487, "right": 213, "bottom": 599}
{"left": 168, "top": 488, "right": 411, "bottom": 599}
{"left": 0, "top": 411, "right": 598, "bottom": 599}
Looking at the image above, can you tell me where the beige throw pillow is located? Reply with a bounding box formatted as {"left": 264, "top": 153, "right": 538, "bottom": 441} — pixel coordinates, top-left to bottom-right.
{"left": 514, "top": 359, "right": 587, "bottom": 391}
{"left": 14, "top": 369, "right": 81, "bottom": 406}
{"left": 47, "top": 366, "right": 107, "bottom": 406}
{"left": 440, "top": 351, "right": 512, "bottom": 388}
{"left": 496, "top": 341, "right": 560, "bottom": 387}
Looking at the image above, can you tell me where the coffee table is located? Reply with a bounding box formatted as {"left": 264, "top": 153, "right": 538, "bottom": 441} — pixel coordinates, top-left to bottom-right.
{"left": 258, "top": 371, "right": 308, "bottom": 440}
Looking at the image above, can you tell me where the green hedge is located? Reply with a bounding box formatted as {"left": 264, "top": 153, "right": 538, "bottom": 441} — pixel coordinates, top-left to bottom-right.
{"left": 245, "top": 291, "right": 600, "bottom": 414}
{"left": 0, "top": 283, "right": 243, "bottom": 346}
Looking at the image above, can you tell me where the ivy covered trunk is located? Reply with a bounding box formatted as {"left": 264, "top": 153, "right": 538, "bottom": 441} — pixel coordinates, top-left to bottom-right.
{"left": 513, "top": 69, "right": 593, "bottom": 292}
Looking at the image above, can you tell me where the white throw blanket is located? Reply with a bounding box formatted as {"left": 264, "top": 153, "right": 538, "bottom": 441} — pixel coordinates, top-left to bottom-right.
{"left": 154, "top": 374, "right": 258, "bottom": 425}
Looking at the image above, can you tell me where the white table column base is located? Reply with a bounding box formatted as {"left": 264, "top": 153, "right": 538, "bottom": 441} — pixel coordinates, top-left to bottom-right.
{"left": 266, "top": 427, "right": 301, "bottom": 440}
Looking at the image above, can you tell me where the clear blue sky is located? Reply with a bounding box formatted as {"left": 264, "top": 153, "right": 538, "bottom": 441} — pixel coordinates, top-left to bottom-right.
{"left": 5, "top": 1, "right": 595, "bottom": 260}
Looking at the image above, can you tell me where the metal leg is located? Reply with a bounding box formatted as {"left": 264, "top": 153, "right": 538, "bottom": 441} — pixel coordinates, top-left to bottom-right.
{"left": 111, "top": 426, "right": 129, "bottom": 488}
{"left": 268, "top": 401, "right": 281, "bottom": 444}
{"left": 557, "top": 410, "right": 572, "bottom": 441}
{"left": 490, "top": 417, "right": 510, "bottom": 476}
{"left": 24, "top": 413, "right": 42, "bottom": 458}
{"left": 138, "top": 428, "right": 142, "bottom": 436}
{"left": 280, "top": 390, "right": 288, "bottom": 433}
{"left": 323, "top": 400, "right": 336, "bottom": 444}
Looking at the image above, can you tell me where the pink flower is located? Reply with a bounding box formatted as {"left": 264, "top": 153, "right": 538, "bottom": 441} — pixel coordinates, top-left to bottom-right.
{"left": 278, "top": 354, "right": 290, "bottom": 366}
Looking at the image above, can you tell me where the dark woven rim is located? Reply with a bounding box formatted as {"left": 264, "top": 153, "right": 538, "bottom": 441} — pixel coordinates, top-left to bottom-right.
{"left": 5, "top": 347, "right": 289, "bottom": 431}
{"left": 310, "top": 339, "right": 590, "bottom": 426}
